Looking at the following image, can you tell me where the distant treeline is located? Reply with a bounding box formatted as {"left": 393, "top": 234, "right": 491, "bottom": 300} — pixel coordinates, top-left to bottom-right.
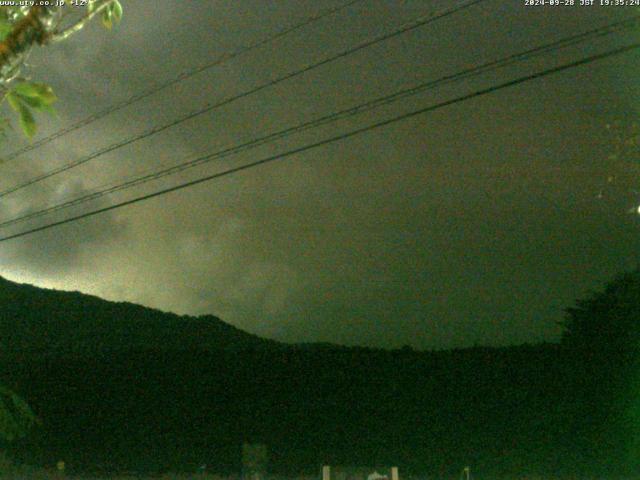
{"left": 1, "top": 270, "right": 639, "bottom": 477}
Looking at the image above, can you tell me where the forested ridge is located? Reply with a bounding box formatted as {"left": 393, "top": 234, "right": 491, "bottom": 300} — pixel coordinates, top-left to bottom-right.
{"left": 0, "top": 272, "right": 637, "bottom": 477}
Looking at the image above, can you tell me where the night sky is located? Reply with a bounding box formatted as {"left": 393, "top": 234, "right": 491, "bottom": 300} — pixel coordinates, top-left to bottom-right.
{"left": 0, "top": 0, "right": 639, "bottom": 350}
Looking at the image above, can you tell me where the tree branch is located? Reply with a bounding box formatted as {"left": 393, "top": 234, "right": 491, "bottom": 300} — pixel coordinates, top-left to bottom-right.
{"left": 0, "top": 5, "right": 52, "bottom": 81}
{"left": 49, "top": 0, "right": 115, "bottom": 43}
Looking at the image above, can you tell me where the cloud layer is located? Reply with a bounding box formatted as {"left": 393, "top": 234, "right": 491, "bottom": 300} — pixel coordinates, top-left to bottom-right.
{"left": 0, "top": 0, "right": 638, "bottom": 349}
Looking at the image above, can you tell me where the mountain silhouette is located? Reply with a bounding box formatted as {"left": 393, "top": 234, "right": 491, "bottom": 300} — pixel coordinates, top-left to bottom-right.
{"left": 0, "top": 274, "right": 625, "bottom": 477}
{"left": 0, "top": 275, "right": 278, "bottom": 356}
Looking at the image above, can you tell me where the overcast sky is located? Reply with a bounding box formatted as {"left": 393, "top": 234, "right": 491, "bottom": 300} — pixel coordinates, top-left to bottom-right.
{"left": 0, "top": 0, "right": 638, "bottom": 350}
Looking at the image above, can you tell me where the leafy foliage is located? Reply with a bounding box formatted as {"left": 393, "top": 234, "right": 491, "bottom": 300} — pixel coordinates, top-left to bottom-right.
{"left": 0, "top": 1, "right": 123, "bottom": 139}
{"left": 0, "top": 385, "right": 38, "bottom": 443}
{"left": 6, "top": 81, "right": 57, "bottom": 138}
{"left": 103, "top": 0, "right": 123, "bottom": 29}
{"left": 561, "top": 269, "right": 640, "bottom": 352}
{"left": 88, "top": 0, "right": 123, "bottom": 30}
{"left": 0, "top": 11, "right": 13, "bottom": 43}
{"left": 559, "top": 270, "right": 640, "bottom": 473}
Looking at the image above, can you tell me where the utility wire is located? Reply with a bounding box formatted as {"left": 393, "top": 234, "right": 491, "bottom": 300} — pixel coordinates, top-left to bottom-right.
{"left": 1, "top": 16, "right": 637, "bottom": 230}
{"left": 0, "top": 40, "right": 637, "bottom": 244}
{"left": 0, "top": 0, "right": 487, "bottom": 198}
{"left": 0, "top": 0, "right": 365, "bottom": 163}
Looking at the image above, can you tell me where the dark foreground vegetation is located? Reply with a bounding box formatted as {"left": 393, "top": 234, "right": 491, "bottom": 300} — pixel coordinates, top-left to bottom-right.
{"left": 1, "top": 271, "right": 639, "bottom": 478}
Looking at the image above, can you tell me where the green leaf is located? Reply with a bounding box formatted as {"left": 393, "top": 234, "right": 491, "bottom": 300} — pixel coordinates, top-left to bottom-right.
{"left": 0, "top": 15, "right": 12, "bottom": 42}
{"left": 0, "top": 7, "right": 15, "bottom": 42}
{"left": 5, "top": 92, "right": 20, "bottom": 112}
{"left": 100, "top": 1, "right": 123, "bottom": 30}
{"left": 5, "top": 84, "right": 56, "bottom": 139}
{"left": 13, "top": 93, "right": 56, "bottom": 115}
{"left": 111, "top": 0, "right": 123, "bottom": 23}
{"left": 12, "top": 82, "right": 56, "bottom": 105}
{"left": 16, "top": 101, "right": 36, "bottom": 138}
{"left": 101, "top": 8, "right": 112, "bottom": 29}
{"left": 13, "top": 94, "right": 44, "bottom": 110}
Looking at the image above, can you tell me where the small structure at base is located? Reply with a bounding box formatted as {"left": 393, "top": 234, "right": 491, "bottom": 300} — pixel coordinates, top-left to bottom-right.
{"left": 242, "top": 443, "right": 268, "bottom": 480}
{"left": 367, "top": 471, "right": 388, "bottom": 480}
{"left": 323, "top": 465, "right": 331, "bottom": 480}
{"left": 321, "top": 465, "right": 399, "bottom": 480}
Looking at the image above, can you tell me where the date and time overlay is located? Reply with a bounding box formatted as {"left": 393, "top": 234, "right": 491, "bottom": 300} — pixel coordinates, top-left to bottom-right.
{"left": 526, "top": 0, "right": 640, "bottom": 6}
{"left": 0, "top": 0, "right": 637, "bottom": 8}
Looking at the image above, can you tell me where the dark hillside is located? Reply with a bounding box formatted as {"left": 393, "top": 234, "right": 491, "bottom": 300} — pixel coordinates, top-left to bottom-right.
{"left": 0, "top": 275, "right": 619, "bottom": 476}
{"left": 0, "top": 276, "right": 278, "bottom": 355}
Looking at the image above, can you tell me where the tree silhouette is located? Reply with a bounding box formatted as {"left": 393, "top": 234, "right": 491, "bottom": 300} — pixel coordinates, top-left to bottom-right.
{"left": 560, "top": 269, "right": 640, "bottom": 473}
{"left": 0, "top": 385, "right": 37, "bottom": 443}
{"left": 561, "top": 269, "right": 640, "bottom": 353}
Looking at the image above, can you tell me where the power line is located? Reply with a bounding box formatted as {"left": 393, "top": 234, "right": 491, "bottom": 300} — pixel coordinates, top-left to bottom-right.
{"left": 1, "top": 16, "right": 637, "bottom": 230}
{"left": 0, "top": 0, "right": 487, "bottom": 198}
{"left": 0, "top": 40, "right": 637, "bottom": 244}
{"left": 0, "top": 0, "right": 366, "bottom": 163}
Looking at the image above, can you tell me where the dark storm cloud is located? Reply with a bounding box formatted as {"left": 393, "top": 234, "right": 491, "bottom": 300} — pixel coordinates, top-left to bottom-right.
{"left": 0, "top": 0, "right": 639, "bottom": 349}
